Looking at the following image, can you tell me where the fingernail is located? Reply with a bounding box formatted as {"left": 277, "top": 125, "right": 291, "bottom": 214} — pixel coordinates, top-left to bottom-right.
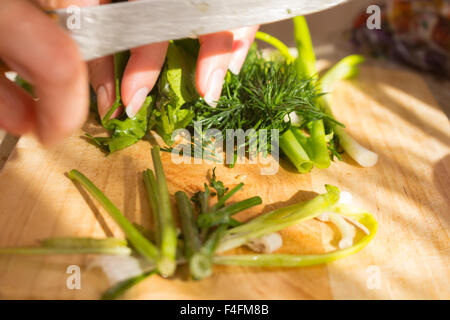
{"left": 229, "top": 40, "right": 249, "bottom": 75}
{"left": 126, "top": 87, "right": 150, "bottom": 118}
{"left": 97, "top": 86, "right": 109, "bottom": 118}
{"left": 204, "top": 68, "right": 227, "bottom": 108}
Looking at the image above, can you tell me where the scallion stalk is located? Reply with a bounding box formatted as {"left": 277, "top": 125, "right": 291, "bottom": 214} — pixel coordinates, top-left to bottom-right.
{"left": 143, "top": 169, "right": 161, "bottom": 246}
{"left": 217, "top": 185, "right": 340, "bottom": 253}
{"left": 175, "top": 191, "right": 201, "bottom": 260}
{"left": 255, "top": 31, "right": 295, "bottom": 63}
{"left": 318, "top": 55, "right": 378, "bottom": 167}
{"left": 197, "top": 196, "right": 262, "bottom": 229}
{"left": 0, "top": 237, "right": 132, "bottom": 256}
{"left": 101, "top": 270, "right": 157, "bottom": 300}
{"left": 67, "top": 170, "right": 158, "bottom": 262}
{"left": 279, "top": 129, "right": 313, "bottom": 173}
{"left": 293, "top": 16, "right": 317, "bottom": 79}
{"left": 214, "top": 207, "right": 377, "bottom": 267}
{"left": 190, "top": 224, "right": 228, "bottom": 280}
{"left": 309, "top": 120, "right": 331, "bottom": 169}
{"left": 211, "top": 183, "right": 243, "bottom": 211}
{"left": 151, "top": 146, "right": 177, "bottom": 277}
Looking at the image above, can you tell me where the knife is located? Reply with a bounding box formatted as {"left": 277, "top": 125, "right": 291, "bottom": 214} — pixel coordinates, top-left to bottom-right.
{"left": 48, "top": 0, "right": 348, "bottom": 61}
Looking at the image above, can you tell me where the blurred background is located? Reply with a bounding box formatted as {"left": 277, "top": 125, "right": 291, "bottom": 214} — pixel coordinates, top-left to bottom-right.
{"left": 260, "top": 0, "right": 449, "bottom": 117}
{"left": 261, "top": 0, "right": 381, "bottom": 47}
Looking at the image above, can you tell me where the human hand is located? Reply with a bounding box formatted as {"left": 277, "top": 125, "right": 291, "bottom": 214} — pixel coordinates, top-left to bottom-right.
{"left": 0, "top": 0, "right": 90, "bottom": 145}
{"left": 0, "top": 0, "right": 258, "bottom": 146}
{"left": 96, "top": 0, "right": 259, "bottom": 117}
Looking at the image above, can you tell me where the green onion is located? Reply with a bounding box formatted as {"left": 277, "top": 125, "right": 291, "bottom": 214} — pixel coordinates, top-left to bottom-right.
{"left": 175, "top": 191, "right": 201, "bottom": 261}
{"left": 101, "top": 270, "right": 157, "bottom": 300}
{"left": 214, "top": 207, "right": 377, "bottom": 267}
{"left": 143, "top": 169, "right": 161, "bottom": 246}
{"left": 217, "top": 185, "right": 340, "bottom": 253}
{"left": 290, "top": 127, "right": 313, "bottom": 158}
{"left": 101, "top": 52, "right": 129, "bottom": 125}
{"left": 255, "top": 31, "right": 295, "bottom": 63}
{"left": 318, "top": 55, "right": 378, "bottom": 167}
{"left": 0, "top": 237, "right": 131, "bottom": 256}
{"left": 41, "top": 237, "right": 128, "bottom": 249}
{"left": 309, "top": 120, "right": 331, "bottom": 169}
{"left": 190, "top": 225, "right": 228, "bottom": 280}
{"left": 197, "top": 196, "right": 262, "bottom": 229}
{"left": 211, "top": 183, "right": 244, "bottom": 211}
{"left": 151, "top": 146, "right": 177, "bottom": 277}
{"left": 279, "top": 129, "right": 313, "bottom": 173}
{"left": 293, "top": 16, "right": 317, "bottom": 79}
{"left": 67, "top": 170, "right": 159, "bottom": 262}
{"left": 320, "top": 55, "right": 365, "bottom": 92}
{"left": 0, "top": 247, "right": 131, "bottom": 255}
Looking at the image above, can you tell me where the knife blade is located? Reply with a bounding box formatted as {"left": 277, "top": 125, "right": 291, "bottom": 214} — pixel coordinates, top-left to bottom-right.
{"left": 53, "top": 0, "right": 348, "bottom": 61}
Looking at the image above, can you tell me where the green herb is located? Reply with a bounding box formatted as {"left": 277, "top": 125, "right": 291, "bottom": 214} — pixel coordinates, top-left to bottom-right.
{"left": 0, "top": 154, "right": 377, "bottom": 299}
{"left": 175, "top": 191, "right": 202, "bottom": 261}
{"left": 191, "top": 183, "right": 210, "bottom": 214}
{"left": 319, "top": 55, "right": 379, "bottom": 167}
{"left": 216, "top": 185, "right": 340, "bottom": 253}
{"left": 186, "top": 46, "right": 335, "bottom": 156}
{"left": 102, "top": 270, "right": 157, "bottom": 300}
{"left": 210, "top": 167, "right": 228, "bottom": 200}
{"left": 150, "top": 146, "right": 178, "bottom": 277}
{"left": 190, "top": 224, "right": 228, "bottom": 280}
{"left": 255, "top": 31, "right": 295, "bottom": 63}
{"left": 293, "top": 16, "right": 317, "bottom": 79}
{"left": 0, "top": 238, "right": 131, "bottom": 255}
{"left": 67, "top": 169, "right": 159, "bottom": 262}
{"left": 88, "top": 52, "right": 155, "bottom": 153}
{"left": 214, "top": 207, "right": 377, "bottom": 267}
{"left": 197, "top": 196, "right": 262, "bottom": 230}
{"left": 150, "top": 41, "right": 198, "bottom": 145}
{"left": 15, "top": 75, "right": 34, "bottom": 97}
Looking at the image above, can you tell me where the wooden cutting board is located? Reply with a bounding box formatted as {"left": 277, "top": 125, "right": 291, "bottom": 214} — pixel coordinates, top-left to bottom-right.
{"left": 0, "top": 65, "right": 448, "bottom": 300}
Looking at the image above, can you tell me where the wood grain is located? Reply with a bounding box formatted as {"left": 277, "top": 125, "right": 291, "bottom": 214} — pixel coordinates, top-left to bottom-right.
{"left": 0, "top": 65, "right": 448, "bottom": 299}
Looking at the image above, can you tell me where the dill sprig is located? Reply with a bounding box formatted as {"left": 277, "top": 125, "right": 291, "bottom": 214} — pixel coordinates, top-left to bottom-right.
{"left": 185, "top": 48, "right": 339, "bottom": 152}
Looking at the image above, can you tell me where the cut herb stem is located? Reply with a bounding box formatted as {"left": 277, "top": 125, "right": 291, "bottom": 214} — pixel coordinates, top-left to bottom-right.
{"left": 151, "top": 146, "right": 177, "bottom": 277}
{"left": 214, "top": 208, "right": 377, "bottom": 266}
{"left": 255, "top": 31, "right": 295, "bottom": 63}
{"left": 217, "top": 185, "right": 340, "bottom": 253}
{"left": 198, "top": 196, "right": 262, "bottom": 229}
{"left": 279, "top": 129, "right": 313, "bottom": 173}
{"left": 175, "top": 191, "right": 201, "bottom": 261}
{"left": 143, "top": 169, "right": 161, "bottom": 246}
{"left": 67, "top": 170, "right": 159, "bottom": 262}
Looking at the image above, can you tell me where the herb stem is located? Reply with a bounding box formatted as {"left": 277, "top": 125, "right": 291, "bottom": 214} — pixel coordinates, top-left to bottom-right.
{"left": 102, "top": 270, "right": 157, "bottom": 300}
{"left": 217, "top": 185, "right": 340, "bottom": 253}
{"left": 151, "top": 146, "right": 177, "bottom": 277}
{"left": 67, "top": 170, "right": 158, "bottom": 262}
{"left": 143, "top": 169, "right": 161, "bottom": 246}
{"left": 175, "top": 191, "right": 201, "bottom": 261}
{"left": 211, "top": 183, "right": 244, "bottom": 211}
{"left": 318, "top": 55, "right": 378, "bottom": 167}
{"left": 279, "top": 129, "right": 313, "bottom": 173}
{"left": 310, "top": 120, "right": 331, "bottom": 169}
{"left": 214, "top": 208, "right": 377, "bottom": 267}
{"left": 0, "top": 246, "right": 131, "bottom": 256}
{"left": 293, "top": 16, "right": 317, "bottom": 78}
{"left": 255, "top": 31, "right": 295, "bottom": 63}
{"left": 197, "top": 196, "right": 262, "bottom": 229}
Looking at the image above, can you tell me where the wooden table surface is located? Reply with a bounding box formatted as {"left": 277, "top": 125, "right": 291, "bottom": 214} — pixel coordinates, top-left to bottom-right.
{"left": 0, "top": 60, "right": 449, "bottom": 300}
